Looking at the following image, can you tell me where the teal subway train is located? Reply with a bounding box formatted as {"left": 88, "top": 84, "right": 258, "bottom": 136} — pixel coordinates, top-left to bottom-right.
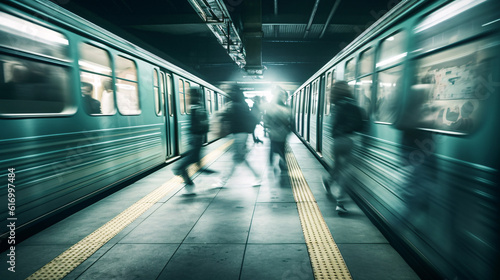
{"left": 291, "top": 0, "right": 499, "bottom": 279}
{"left": 0, "top": 0, "right": 229, "bottom": 250}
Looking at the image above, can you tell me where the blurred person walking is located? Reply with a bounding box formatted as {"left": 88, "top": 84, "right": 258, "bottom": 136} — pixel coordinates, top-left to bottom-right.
{"left": 264, "top": 87, "right": 291, "bottom": 174}
{"left": 174, "top": 88, "right": 210, "bottom": 194}
{"left": 322, "top": 81, "right": 363, "bottom": 214}
{"left": 251, "top": 96, "right": 264, "bottom": 144}
{"left": 214, "top": 90, "right": 261, "bottom": 187}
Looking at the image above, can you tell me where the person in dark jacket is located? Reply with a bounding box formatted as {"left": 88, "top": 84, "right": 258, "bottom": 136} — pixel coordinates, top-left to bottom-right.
{"left": 81, "top": 82, "right": 101, "bottom": 114}
{"left": 322, "top": 81, "right": 362, "bottom": 214}
{"left": 174, "top": 88, "right": 210, "bottom": 194}
{"left": 251, "top": 96, "right": 264, "bottom": 144}
{"left": 213, "top": 90, "right": 261, "bottom": 187}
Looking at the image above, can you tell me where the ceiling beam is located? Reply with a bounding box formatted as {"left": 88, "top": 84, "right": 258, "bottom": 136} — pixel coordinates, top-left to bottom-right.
{"left": 320, "top": 0, "right": 341, "bottom": 38}
{"left": 102, "top": 14, "right": 203, "bottom": 25}
{"left": 304, "top": 0, "right": 321, "bottom": 38}
{"left": 242, "top": 0, "right": 265, "bottom": 78}
{"left": 186, "top": 0, "right": 246, "bottom": 68}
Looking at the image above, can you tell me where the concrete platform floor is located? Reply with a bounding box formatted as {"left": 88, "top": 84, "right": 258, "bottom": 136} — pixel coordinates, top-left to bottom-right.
{"left": 0, "top": 134, "right": 420, "bottom": 280}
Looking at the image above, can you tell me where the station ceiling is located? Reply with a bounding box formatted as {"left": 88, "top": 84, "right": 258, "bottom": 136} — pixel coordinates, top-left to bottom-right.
{"left": 53, "top": 0, "right": 398, "bottom": 95}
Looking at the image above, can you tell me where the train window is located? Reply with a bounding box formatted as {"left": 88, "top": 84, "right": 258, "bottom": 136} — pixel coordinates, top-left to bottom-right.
{"left": 79, "top": 43, "right": 111, "bottom": 74}
{"left": 299, "top": 89, "right": 304, "bottom": 115}
{"left": 185, "top": 81, "right": 191, "bottom": 114}
{"left": 293, "top": 92, "right": 297, "bottom": 113}
{"left": 325, "top": 72, "right": 332, "bottom": 116}
{"left": 375, "top": 65, "right": 402, "bottom": 124}
{"left": 178, "top": 78, "right": 185, "bottom": 114}
{"left": 0, "top": 11, "right": 69, "bottom": 60}
{"left": 311, "top": 82, "right": 315, "bottom": 115}
{"left": 359, "top": 48, "right": 374, "bottom": 76}
{"left": 0, "top": 55, "right": 71, "bottom": 115}
{"left": 325, "top": 69, "right": 336, "bottom": 115}
{"left": 344, "top": 58, "right": 356, "bottom": 81}
{"left": 159, "top": 71, "right": 166, "bottom": 116}
{"left": 218, "top": 94, "right": 223, "bottom": 110}
{"left": 354, "top": 76, "right": 372, "bottom": 119}
{"left": 115, "top": 56, "right": 139, "bottom": 115}
{"left": 79, "top": 43, "right": 114, "bottom": 115}
{"left": 313, "top": 81, "right": 319, "bottom": 115}
{"left": 376, "top": 32, "right": 407, "bottom": 69}
{"left": 305, "top": 85, "right": 310, "bottom": 114}
{"left": 211, "top": 91, "right": 215, "bottom": 113}
{"left": 413, "top": 0, "right": 497, "bottom": 56}
{"left": 166, "top": 73, "right": 173, "bottom": 116}
{"left": 206, "top": 89, "right": 213, "bottom": 114}
{"left": 153, "top": 69, "right": 160, "bottom": 115}
{"left": 295, "top": 94, "right": 299, "bottom": 115}
{"left": 213, "top": 93, "right": 219, "bottom": 111}
{"left": 406, "top": 37, "right": 498, "bottom": 134}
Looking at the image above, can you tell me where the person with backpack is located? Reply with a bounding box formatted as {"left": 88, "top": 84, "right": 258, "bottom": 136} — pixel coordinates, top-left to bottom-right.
{"left": 322, "top": 81, "right": 363, "bottom": 214}
{"left": 213, "top": 90, "right": 262, "bottom": 188}
{"left": 174, "top": 88, "right": 210, "bottom": 194}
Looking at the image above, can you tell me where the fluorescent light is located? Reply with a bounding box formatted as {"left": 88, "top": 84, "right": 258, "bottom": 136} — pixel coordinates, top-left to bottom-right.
{"left": 243, "top": 90, "right": 271, "bottom": 95}
{"left": 79, "top": 61, "right": 112, "bottom": 73}
{"left": 0, "top": 12, "right": 69, "bottom": 45}
{"left": 415, "top": 0, "right": 487, "bottom": 33}
{"left": 376, "top": 52, "right": 407, "bottom": 68}
{"left": 188, "top": 0, "right": 207, "bottom": 21}
{"left": 482, "top": 18, "right": 500, "bottom": 27}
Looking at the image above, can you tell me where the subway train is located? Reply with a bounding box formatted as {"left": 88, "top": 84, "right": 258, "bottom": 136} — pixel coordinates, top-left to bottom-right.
{"left": 291, "top": 0, "right": 500, "bottom": 279}
{"left": 0, "top": 0, "right": 230, "bottom": 248}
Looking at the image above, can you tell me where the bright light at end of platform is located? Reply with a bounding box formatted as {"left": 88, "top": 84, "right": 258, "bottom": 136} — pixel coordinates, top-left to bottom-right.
{"left": 243, "top": 90, "right": 272, "bottom": 107}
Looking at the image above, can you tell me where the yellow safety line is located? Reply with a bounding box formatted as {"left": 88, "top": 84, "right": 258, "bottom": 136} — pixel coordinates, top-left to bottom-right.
{"left": 26, "top": 140, "right": 233, "bottom": 280}
{"left": 285, "top": 145, "right": 353, "bottom": 280}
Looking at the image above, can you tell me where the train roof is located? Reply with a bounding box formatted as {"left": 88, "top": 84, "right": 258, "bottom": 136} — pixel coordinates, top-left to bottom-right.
{"left": 293, "top": 0, "right": 428, "bottom": 94}
{"left": 7, "top": 0, "right": 228, "bottom": 96}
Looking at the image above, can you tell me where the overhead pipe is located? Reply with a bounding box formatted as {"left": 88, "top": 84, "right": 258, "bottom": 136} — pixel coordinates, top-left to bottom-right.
{"left": 187, "top": 0, "right": 246, "bottom": 68}
{"left": 303, "top": 0, "right": 321, "bottom": 38}
{"left": 274, "top": 0, "right": 279, "bottom": 37}
{"left": 201, "top": 0, "right": 222, "bottom": 22}
{"left": 319, "top": 0, "right": 341, "bottom": 38}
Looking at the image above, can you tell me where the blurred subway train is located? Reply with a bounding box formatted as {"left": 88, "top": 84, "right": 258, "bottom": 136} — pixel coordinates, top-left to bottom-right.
{"left": 291, "top": 0, "right": 499, "bottom": 279}
{"left": 0, "top": 0, "right": 230, "bottom": 249}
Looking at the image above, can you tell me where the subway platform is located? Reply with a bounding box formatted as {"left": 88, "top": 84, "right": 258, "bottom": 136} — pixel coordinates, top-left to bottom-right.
{"left": 0, "top": 133, "right": 420, "bottom": 280}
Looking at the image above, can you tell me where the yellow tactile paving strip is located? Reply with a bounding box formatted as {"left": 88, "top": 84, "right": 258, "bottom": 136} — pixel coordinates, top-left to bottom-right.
{"left": 26, "top": 140, "right": 232, "bottom": 280}
{"left": 285, "top": 145, "right": 353, "bottom": 280}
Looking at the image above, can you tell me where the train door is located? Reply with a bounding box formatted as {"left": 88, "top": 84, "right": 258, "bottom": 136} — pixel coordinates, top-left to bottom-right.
{"left": 203, "top": 90, "right": 215, "bottom": 142}
{"left": 292, "top": 94, "right": 299, "bottom": 132}
{"left": 322, "top": 69, "right": 335, "bottom": 165}
{"left": 304, "top": 85, "right": 311, "bottom": 141}
{"left": 200, "top": 87, "right": 210, "bottom": 144}
{"left": 316, "top": 75, "right": 325, "bottom": 155}
{"left": 162, "top": 71, "right": 177, "bottom": 158}
{"left": 298, "top": 89, "right": 304, "bottom": 136}
{"left": 309, "top": 80, "right": 319, "bottom": 150}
